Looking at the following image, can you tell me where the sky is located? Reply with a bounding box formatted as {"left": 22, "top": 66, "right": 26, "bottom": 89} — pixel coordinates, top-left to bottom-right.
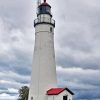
{"left": 0, "top": 0, "right": 100, "bottom": 100}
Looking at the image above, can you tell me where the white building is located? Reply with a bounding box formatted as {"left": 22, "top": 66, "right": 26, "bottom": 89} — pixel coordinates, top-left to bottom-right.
{"left": 47, "top": 88, "right": 74, "bottom": 100}
{"left": 28, "top": 0, "right": 74, "bottom": 100}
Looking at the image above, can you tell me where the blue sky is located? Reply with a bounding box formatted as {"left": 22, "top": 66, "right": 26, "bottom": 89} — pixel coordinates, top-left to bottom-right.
{"left": 0, "top": 0, "right": 100, "bottom": 100}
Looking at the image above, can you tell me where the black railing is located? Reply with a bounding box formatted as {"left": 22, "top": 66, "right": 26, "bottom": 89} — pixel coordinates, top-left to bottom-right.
{"left": 34, "top": 17, "right": 55, "bottom": 27}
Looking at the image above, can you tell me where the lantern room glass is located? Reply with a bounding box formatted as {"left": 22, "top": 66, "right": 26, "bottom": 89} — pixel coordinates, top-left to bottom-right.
{"left": 38, "top": 5, "right": 51, "bottom": 14}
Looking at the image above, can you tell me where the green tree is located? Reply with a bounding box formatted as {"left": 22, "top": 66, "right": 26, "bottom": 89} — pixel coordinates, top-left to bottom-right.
{"left": 18, "top": 86, "right": 29, "bottom": 100}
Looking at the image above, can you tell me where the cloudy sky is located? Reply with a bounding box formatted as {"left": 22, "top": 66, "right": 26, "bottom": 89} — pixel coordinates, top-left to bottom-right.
{"left": 0, "top": 0, "right": 100, "bottom": 100}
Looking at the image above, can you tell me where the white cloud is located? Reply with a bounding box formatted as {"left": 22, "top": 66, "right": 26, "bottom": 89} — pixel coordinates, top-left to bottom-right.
{"left": 0, "top": 71, "right": 30, "bottom": 81}
{"left": 8, "top": 88, "right": 18, "bottom": 94}
{"left": 57, "top": 66, "right": 100, "bottom": 89}
{"left": 0, "top": 93, "right": 18, "bottom": 100}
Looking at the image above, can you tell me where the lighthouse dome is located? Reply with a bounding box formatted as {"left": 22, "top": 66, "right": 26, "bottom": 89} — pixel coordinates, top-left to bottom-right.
{"left": 37, "top": 2, "right": 52, "bottom": 17}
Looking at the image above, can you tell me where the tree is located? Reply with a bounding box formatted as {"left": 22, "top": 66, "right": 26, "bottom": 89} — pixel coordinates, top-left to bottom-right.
{"left": 18, "top": 86, "right": 29, "bottom": 100}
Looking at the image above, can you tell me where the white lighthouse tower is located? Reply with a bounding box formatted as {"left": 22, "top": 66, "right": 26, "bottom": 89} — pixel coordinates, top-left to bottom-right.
{"left": 28, "top": 0, "right": 57, "bottom": 100}
{"left": 28, "top": 0, "right": 74, "bottom": 100}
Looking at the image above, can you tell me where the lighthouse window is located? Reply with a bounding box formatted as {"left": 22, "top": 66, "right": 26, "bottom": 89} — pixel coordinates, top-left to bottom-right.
{"left": 40, "top": 6, "right": 43, "bottom": 13}
{"left": 39, "top": 6, "right": 46, "bottom": 14}
{"left": 46, "top": 6, "right": 50, "bottom": 13}
{"left": 43, "top": 6, "right": 46, "bottom": 12}
{"left": 50, "top": 27, "right": 53, "bottom": 32}
{"left": 31, "top": 97, "right": 33, "bottom": 100}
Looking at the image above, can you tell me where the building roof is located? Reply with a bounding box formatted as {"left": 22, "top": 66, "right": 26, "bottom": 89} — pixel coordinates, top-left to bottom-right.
{"left": 39, "top": 2, "right": 51, "bottom": 8}
{"left": 47, "top": 88, "right": 74, "bottom": 95}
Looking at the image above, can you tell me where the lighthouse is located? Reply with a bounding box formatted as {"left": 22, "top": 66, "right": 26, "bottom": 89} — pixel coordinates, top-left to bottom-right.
{"left": 28, "top": 0, "right": 74, "bottom": 100}
{"left": 28, "top": 0, "right": 57, "bottom": 100}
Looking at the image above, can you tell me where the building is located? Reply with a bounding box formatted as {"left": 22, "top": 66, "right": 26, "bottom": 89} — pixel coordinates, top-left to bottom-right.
{"left": 28, "top": 0, "right": 74, "bottom": 100}
{"left": 47, "top": 88, "right": 74, "bottom": 100}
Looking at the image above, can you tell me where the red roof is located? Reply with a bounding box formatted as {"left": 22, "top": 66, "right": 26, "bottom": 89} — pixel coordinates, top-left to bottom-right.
{"left": 47, "top": 88, "right": 64, "bottom": 95}
{"left": 47, "top": 88, "right": 74, "bottom": 95}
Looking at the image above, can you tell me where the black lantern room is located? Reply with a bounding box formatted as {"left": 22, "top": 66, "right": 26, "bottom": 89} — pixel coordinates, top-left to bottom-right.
{"left": 37, "top": 0, "right": 52, "bottom": 17}
{"left": 34, "top": 0, "right": 55, "bottom": 27}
